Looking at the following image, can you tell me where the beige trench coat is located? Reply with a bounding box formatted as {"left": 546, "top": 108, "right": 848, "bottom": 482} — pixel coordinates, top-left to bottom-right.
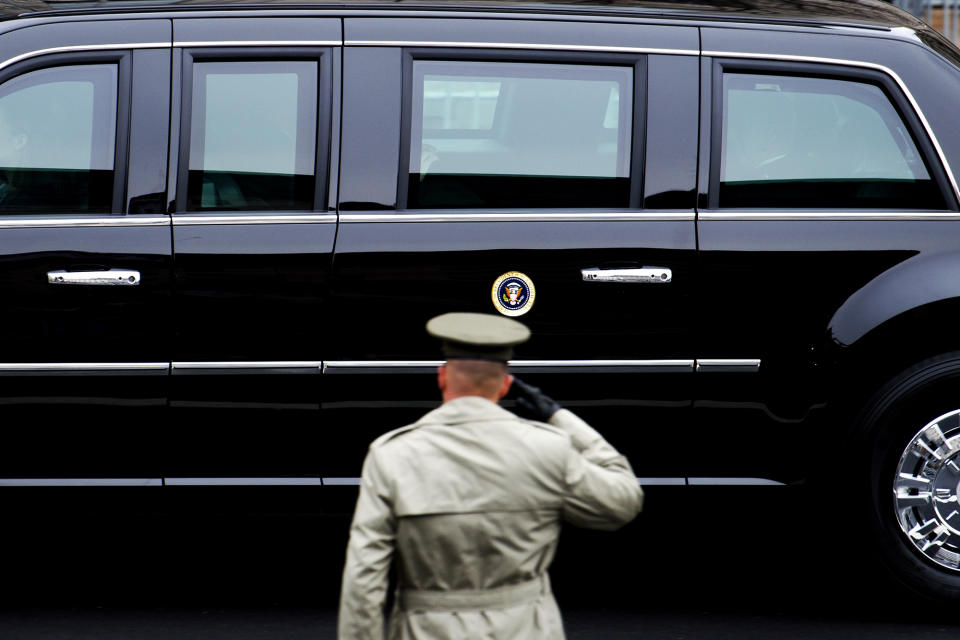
{"left": 338, "top": 396, "right": 644, "bottom": 640}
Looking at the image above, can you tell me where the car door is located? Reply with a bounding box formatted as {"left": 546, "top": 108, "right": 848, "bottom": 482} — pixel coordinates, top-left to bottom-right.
{"left": 692, "top": 28, "right": 960, "bottom": 484}
{"left": 326, "top": 18, "right": 699, "bottom": 483}
{"left": 0, "top": 20, "right": 173, "bottom": 482}
{"left": 167, "top": 18, "right": 340, "bottom": 485}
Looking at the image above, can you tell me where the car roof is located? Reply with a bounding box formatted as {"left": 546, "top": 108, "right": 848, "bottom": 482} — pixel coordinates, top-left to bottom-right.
{"left": 0, "top": 0, "right": 927, "bottom": 32}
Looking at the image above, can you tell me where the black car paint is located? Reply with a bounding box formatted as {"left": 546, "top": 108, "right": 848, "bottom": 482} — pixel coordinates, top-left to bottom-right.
{"left": 0, "top": 2, "right": 956, "bottom": 489}
{"left": 0, "top": 18, "right": 171, "bottom": 477}
{"left": 166, "top": 18, "right": 340, "bottom": 478}
{"left": 692, "top": 26, "right": 960, "bottom": 479}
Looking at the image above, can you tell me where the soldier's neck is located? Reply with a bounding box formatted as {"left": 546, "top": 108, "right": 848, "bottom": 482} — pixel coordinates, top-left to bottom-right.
{"left": 442, "top": 390, "right": 500, "bottom": 404}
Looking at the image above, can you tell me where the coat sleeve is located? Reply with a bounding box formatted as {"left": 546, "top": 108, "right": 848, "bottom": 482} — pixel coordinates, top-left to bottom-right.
{"left": 338, "top": 446, "right": 397, "bottom": 640}
{"left": 549, "top": 408, "right": 645, "bottom": 530}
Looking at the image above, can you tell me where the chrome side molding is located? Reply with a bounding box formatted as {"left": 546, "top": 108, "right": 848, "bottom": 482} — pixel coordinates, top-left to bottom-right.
{"left": 0, "top": 478, "right": 162, "bottom": 486}
{"left": 696, "top": 359, "right": 762, "bottom": 373}
{"left": 0, "top": 363, "right": 168, "bottom": 374}
{"left": 165, "top": 477, "right": 323, "bottom": 486}
{"left": 687, "top": 477, "right": 785, "bottom": 486}
{"left": 322, "top": 477, "right": 786, "bottom": 487}
{"left": 645, "top": 477, "right": 785, "bottom": 486}
{"left": 637, "top": 477, "right": 686, "bottom": 486}
{"left": 323, "top": 359, "right": 758, "bottom": 373}
{"left": 172, "top": 361, "right": 322, "bottom": 370}
{"left": 323, "top": 359, "right": 697, "bottom": 373}
{"left": 322, "top": 478, "right": 363, "bottom": 486}
{"left": 0, "top": 359, "right": 761, "bottom": 374}
{"left": 0, "top": 476, "right": 786, "bottom": 487}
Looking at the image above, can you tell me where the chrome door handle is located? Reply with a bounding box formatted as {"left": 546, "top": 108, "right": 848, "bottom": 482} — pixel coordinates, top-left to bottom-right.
{"left": 581, "top": 267, "right": 672, "bottom": 284}
{"left": 47, "top": 269, "right": 141, "bottom": 286}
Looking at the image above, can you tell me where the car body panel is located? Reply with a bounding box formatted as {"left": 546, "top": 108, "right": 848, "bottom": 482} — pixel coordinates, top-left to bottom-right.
{"left": 0, "top": 0, "right": 954, "bottom": 490}
{"left": 328, "top": 18, "right": 699, "bottom": 478}
{"left": 165, "top": 17, "right": 340, "bottom": 478}
{"left": 0, "top": 18, "right": 172, "bottom": 477}
{"left": 693, "top": 26, "right": 960, "bottom": 480}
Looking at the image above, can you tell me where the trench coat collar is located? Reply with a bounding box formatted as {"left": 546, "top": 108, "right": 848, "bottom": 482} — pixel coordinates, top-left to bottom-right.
{"left": 416, "top": 396, "right": 517, "bottom": 427}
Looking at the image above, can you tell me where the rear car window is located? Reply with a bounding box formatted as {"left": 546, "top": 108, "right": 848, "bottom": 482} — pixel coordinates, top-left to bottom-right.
{"left": 720, "top": 73, "right": 945, "bottom": 209}
{"left": 407, "top": 60, "right": 633, "bottom": 209}
{"left": 0, "top": 64, "right": 116, "bottom": 213}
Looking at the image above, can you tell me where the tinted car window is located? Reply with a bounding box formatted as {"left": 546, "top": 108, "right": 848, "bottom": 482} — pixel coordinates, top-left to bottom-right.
{"left": 407, "top": 61, "right": 632, "bottom": 209}
{"left": 187, "top": 61, "right": 317, "bottom": 211}
{"left": 0, "top": 64, "right": 116, "bottom": 213}
{"left": 720, "top": 73, "right": 945, "bottom": 209}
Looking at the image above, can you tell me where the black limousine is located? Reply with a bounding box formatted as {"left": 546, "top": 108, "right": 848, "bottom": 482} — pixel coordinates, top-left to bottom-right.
{"left": 0, "top": 0, "right": 959, "bottom": 600}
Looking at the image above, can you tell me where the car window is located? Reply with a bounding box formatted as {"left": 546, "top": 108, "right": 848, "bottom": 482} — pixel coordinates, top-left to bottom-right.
{"left": 187, "top": 60, "right": 317, "bottom": 211}
{"left": 720, "top": 73, "right": 945, "bottom": 209}
{"left": 0, "top": 64, "right": 116, "bottom": 214}
{"left": 407, "top": 60, "right": 633, "bottom": 209}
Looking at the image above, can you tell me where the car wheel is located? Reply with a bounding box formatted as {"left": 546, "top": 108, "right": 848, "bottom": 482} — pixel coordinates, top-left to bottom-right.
{"left": 859, "top": 352, "right": 960, "bottom": 601}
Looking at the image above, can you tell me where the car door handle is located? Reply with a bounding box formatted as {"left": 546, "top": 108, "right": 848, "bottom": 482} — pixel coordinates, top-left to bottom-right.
{"left": 47, "top": 269, "right": 141, "bottom": 286}
{"left": 581, "top": 267, "right": 672, "bottom": 284}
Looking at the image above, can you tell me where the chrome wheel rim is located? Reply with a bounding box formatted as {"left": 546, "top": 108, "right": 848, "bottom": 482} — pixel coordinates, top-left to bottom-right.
{"left": 894, "top": 409, "right": 960, "bottom": 571}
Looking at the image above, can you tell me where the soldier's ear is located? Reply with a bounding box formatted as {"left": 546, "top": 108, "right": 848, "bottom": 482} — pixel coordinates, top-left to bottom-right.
{"left": 498, "top": 373, "right": 514, "bottom": 401}
{"left": 437, "top": 365, "right": 447, "bottom": 392}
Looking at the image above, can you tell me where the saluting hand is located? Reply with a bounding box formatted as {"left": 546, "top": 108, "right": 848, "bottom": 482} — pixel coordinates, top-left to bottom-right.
{"left": 511, "top": 377, "right": 562, "bottom": 423}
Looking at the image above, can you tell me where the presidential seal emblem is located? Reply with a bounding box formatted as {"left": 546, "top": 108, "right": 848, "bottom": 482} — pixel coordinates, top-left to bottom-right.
{"left": 492, "top": 271, "right": 536, "bottom": 317}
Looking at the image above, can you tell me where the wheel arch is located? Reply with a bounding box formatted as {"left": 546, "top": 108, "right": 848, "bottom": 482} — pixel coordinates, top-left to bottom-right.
{"left": 822, "top": 252, "right": 960, "bottom": 436}
{"left": 829, "top": 251, "right": 960, "bottom": 351}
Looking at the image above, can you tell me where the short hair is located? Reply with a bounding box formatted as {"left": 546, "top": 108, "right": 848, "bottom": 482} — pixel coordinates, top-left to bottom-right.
{"left": 444, "top": 359, "right": 508, "bottom": 397}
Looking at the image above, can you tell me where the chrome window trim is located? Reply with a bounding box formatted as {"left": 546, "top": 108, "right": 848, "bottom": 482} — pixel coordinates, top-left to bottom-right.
{"left": 172, "top": 214, "right": 337, "bottom": 226}
{"left": 339, "top": 212, "right": 694, "bottom": 223}
{"left": 0, "top": 478, "right": 162, "bottom": 486}
{"left": 323, "top": 477, "right": 362, "bottom": 486}
{"left": 699, "top": 211, "right": 960, "bottom": 221}
{"left": 0, "top": 42, "right": 170, "bottom": 73}
{"left": 0, "top": 216, "right": 169, "bottom": 228}
{"left": 703, "top": 50, "right": 960, "bottom": 206}
{"left": 165, "top": 477, "right": 323, "bottom": 486}
{"left": 0, "top": 362, "right": 168, "bottom": 372}
{"left": 345, "top": 40, "right": 698, "bottom": 56}
{"left": 696, "top": 359, "right": 761, "bottom": 373}
{"left": 174, "top": 40, "right": 342, "bottom": 48}
{"left": 172, "top": 361, "right": 322, "bottom": 370}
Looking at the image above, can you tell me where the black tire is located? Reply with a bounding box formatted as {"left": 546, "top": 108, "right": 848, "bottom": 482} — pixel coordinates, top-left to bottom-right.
{"left": 857, "top": 352, "right": 960, "bottom": 601}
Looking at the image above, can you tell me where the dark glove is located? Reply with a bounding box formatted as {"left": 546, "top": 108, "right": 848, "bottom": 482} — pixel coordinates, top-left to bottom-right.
{"left": 511, "top": 377, "right": 562, "bottom": 423}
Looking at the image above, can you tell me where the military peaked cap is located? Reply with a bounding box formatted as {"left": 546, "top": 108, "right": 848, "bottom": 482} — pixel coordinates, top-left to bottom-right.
{"left": 426, "top": 312, "right": 531, "bottom": 362}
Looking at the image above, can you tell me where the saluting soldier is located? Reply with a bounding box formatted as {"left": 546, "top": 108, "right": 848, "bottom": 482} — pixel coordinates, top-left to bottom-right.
{"left": 338, "top": 312, "right": 644, "bottom": 640}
